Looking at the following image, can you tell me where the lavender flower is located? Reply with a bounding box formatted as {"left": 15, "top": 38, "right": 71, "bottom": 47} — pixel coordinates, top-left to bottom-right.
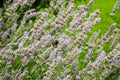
{"left": 18, "top": 0, "right": 26, "bottom": 3}
{"left": 76, "top": 75, "right": 81, "bottom": 79}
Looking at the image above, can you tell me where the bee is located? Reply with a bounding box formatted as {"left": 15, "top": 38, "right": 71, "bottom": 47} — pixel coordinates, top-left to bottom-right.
{"left": 52, "top": 40, "right": 59, "bottom": 47}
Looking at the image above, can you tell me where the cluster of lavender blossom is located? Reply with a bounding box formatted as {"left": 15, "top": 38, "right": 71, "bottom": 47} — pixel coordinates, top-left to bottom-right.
{"left": 0, "top": 0, "right": 120, "bottom": 80}
{"left": 110, "top": 0, "right": 120, "bottom": 16}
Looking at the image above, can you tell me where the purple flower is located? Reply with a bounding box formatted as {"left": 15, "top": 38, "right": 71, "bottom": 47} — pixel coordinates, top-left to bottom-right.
{"left": 76, "top": 75, "right": 81, "bottom": 79}
{"left": 56, "top": 55, "right": 63, "bottom": 61}
{"left": 18, "top": 0, "right": 26, "bottom": 3}
{"left": 59, "top": 0, "right": 65, "bottom": 5}
{"left": 18, "top": 42, "right": 23, "bottom": 48}
{"left": 31, "top": 55, "right": 35, "bottom": 59}
{"left": 43, "top": 22, "right": 48, "bottom": 28}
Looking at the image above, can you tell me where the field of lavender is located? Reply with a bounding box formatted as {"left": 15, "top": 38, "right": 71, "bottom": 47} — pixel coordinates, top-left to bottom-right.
{"left": 0, "top": 0, "right": 120, "bottom": 80}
